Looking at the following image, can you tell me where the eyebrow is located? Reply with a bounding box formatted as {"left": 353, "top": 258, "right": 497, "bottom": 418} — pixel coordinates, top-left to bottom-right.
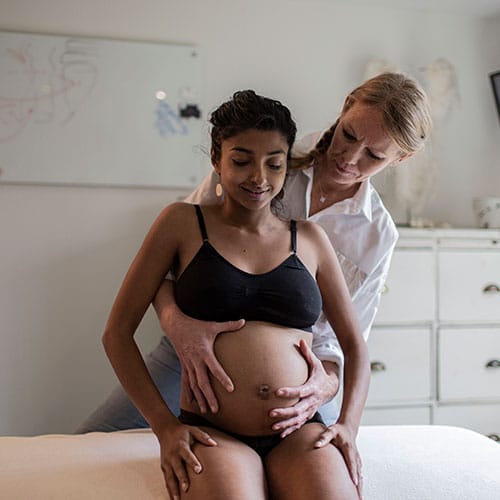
{"left": 231, "top": 147, "right": 287, "bottom": 155}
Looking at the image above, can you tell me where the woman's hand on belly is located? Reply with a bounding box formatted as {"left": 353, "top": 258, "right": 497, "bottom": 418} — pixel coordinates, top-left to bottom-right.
{"left": 180, "top": 321, "right": 312, "bottom": 436}
{"left": 269, "top": 339, "right": 340, "bottom": 437}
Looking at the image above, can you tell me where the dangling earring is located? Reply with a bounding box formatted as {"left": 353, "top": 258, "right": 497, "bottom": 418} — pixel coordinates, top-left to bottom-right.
{"left": 215, "top": 174, "right": 223, "bottom": 198}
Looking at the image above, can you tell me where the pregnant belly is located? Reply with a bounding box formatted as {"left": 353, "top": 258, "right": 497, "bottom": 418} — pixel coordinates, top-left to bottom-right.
{"left": 180, "top": 321, "right": 312, "bottom": 436}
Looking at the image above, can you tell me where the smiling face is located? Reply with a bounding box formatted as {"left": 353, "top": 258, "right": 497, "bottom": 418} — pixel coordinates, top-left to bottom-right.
{"left": 325, "top": 99, "right": 409, "bottom": 187}
{"left": 213, "top": 129, "right": 289, "bottom": 209}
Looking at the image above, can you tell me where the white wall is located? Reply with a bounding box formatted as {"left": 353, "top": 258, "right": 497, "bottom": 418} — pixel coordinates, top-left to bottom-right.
{"left": 1, "top": 0, "right": 499, "bottom": 435}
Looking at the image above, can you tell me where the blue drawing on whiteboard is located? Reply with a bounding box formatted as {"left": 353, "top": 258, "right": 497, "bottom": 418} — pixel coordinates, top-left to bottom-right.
{"left": 155, "top": 101, "right": 188, "bottom": 138}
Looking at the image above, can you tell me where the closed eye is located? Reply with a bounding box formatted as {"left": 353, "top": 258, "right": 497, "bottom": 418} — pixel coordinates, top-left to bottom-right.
{"left": 232, "top": 159, "right": 249, "bottom": 166}
{"left": 367, "top": 150, "right": 384, "bottom": 160}
{"left": 343, "top": 128, "right": 356, "bottom": 141}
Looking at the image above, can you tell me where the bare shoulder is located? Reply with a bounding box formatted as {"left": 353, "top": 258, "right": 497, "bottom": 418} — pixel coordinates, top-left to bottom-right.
{"left": 295, "top": 219, "right": 332, "bottom": 248}
{"left": 148, "top": 202, "right": 199, "bottom": 243}
{"left": 154, "top": 201, "right": 196, "bottom": 226}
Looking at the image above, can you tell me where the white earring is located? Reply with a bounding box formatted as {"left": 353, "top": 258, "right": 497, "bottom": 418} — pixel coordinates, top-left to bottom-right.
{"left": 215, "top": 175, "right": 223, "bottom": 197}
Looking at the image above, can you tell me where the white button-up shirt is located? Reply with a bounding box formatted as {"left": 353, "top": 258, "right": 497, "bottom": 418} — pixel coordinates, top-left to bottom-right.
{"left": 184, "top": 132, "right": 399, "bottom": 368}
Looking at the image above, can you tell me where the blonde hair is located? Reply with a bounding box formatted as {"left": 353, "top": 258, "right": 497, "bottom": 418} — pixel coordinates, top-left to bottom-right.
{"left": 292, "top": 72, "right": 432, "bottom": 169}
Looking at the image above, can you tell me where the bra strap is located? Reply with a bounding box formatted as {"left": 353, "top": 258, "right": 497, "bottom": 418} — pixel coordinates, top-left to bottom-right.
{"left": 194, "top": 205, "right": 209, "bottom": 242}
{"left": 290, "top": 220, "right": 297, "bottom": 254}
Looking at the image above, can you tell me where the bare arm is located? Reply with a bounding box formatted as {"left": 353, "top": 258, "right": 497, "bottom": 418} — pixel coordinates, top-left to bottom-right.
{"left": 102, "top": 203, "right": 217, "bottom": 499}
{"left": 152, "top": 280, "right": 245, "bottom": 413}
{"left": 272, "top": 230, "right": 396, "bottom": 437}
{"left": 310, "top": 224, "right": 370, "bottom": 494}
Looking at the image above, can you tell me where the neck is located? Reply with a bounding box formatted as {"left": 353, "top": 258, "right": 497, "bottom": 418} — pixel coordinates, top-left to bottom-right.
{"left": 219, "top": 200, "right": 275, "bottom": 232}
{"left": 313, "top": 162, "right": 360, "bottom": 206}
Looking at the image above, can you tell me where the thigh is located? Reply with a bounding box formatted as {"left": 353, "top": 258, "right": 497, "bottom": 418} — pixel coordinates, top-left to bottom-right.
{"left": 75, "top": 337, "right": 181, "bottom": 433}
{"left": 264, "top": 423, "right": 358, "bottom": 500}
{"left": 184, "top": 427, "right": 267, "bottom": 500}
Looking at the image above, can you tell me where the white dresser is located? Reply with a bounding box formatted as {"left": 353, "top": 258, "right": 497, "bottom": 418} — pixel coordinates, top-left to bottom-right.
{"left": 361, "top": 227, "right": 500, "bottom": 442}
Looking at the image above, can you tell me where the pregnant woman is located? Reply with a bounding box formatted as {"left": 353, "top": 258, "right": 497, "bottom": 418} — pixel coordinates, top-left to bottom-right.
{"left": 102, "top": 90, "right": 369, "bottom": 500}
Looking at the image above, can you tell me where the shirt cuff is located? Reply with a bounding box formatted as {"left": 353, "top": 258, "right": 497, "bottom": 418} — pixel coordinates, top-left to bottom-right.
{"left": 312, "top": 343, "right": 344, "bottom": 368}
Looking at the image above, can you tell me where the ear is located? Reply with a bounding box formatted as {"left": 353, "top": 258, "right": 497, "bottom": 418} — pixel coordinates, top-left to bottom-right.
{"left": 397, "top": 152, "right": 414, "bottom": 163}
{"left": 210, "top": 148, "right": 220, "bottom": 173}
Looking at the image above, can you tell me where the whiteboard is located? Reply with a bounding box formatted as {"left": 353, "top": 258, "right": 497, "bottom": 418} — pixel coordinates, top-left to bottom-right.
{"left": 0, "top": 31, "right": 204, "bottom": 188}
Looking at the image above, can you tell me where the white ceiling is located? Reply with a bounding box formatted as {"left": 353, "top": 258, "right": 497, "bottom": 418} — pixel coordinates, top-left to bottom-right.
{"left": 310, "top": 0, "right": 500, "bottom": 18}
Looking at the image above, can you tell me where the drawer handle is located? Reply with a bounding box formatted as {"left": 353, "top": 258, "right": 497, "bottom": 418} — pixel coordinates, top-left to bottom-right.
{"left": 486, "top": 359, "right": 500, "bottom": 368}
{"left": 370, "top": 361, "right": 386, "bottom": 372}
{"left": 487, "top": 434, "right": 500, "bottom": 442}
{"left": 482, "top": 284, "right": 500, "bottom": 294}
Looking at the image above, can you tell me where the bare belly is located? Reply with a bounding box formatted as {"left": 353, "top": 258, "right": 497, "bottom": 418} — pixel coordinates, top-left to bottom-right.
{"left": 181, "top": 321, "right": 312, "bottom": 436}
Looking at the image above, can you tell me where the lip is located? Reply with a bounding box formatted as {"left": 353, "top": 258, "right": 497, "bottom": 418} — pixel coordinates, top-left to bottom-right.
{"left": 241, "top": 186, "right": 271, "bottom": 200}
{"left": 334, "top": 158, "right": 357, "bottom": 177}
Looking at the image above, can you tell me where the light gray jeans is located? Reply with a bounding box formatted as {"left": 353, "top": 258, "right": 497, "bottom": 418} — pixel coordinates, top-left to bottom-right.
{"left": 75, "top": 336, "right": 339, "bottom": 433}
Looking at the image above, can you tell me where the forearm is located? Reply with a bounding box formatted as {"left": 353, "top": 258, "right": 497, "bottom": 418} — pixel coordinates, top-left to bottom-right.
{"left": 320, "top": 359, "right": 341, "bottom": 402}
{"left": 336, "top": 342, "right": 370, "bottom": 431}
{"left": 153, "top": 279, "right": 178, "bottom": 334}
{"left": 102, "top": 331, "right": 177, "bottom": 433}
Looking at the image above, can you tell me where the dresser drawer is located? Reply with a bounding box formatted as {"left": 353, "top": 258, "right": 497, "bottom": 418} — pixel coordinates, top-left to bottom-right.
{"left": 438, "top": 251, "right": 500, "bottom": 322}
{"left": 438, "top": 328, "right": 500, "bottom": 401}
{"left": 375, "top": 249, "right": 435, "bottom": 323}
{"left": 434, "top": 404, "right": 500, "bottom": 441}
{"left": 366, "top": 328, "right": 432, "bottom": 404}
{"left": 362, "top": 406, "right": 431, "bottom": 426}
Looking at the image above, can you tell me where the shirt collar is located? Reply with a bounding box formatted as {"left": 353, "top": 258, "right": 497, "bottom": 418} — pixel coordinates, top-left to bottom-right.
{"left": 301, "top": 167, "right": 373, "bottom": 221}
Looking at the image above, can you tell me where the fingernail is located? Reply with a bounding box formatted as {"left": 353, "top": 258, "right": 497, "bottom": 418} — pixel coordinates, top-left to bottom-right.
{"left": 277, "top": 389, "right": 285, "bottom": 396}
{"left": 208, "top": 438, "right": 217, "bottom": 445}
{"left": 182, "top": 481, "right": 188, "bottom": 492}
{"left": 194, "top": 465, "right": 201, "bottom": 473}
{"left": 270, "top": 411, "right": 278, "bottom": 417}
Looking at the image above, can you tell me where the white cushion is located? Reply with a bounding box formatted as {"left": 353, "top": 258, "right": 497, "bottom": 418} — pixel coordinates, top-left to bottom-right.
{"left": 0, "top": 425, "right": 499, "bottom": 499}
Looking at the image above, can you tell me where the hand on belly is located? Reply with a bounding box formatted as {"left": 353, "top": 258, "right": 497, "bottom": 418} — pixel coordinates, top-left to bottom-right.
{"left": 181, "top": 321, "right": 312, "bottom": 436}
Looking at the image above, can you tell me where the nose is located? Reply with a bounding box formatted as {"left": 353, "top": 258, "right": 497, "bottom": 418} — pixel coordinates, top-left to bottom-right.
{"left": 248, "top": 164, "right": 265, "bottom": 185}
{"left": 343, "top": 143, "right": 363, "bottom": 165}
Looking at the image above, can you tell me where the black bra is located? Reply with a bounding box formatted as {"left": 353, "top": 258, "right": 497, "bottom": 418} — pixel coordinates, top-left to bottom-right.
{"left": 174, "top": 205, "right": 322, "bottom": 332}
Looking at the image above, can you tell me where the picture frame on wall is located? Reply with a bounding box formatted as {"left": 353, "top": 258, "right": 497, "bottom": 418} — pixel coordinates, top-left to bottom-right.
{"left": 490, "top": 70, "right": 500, "bottom": 123}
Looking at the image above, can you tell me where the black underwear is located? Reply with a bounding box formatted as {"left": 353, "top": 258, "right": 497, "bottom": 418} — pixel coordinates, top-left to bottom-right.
{"left": 179, "top": 409, "right": 325, "bottom": 458}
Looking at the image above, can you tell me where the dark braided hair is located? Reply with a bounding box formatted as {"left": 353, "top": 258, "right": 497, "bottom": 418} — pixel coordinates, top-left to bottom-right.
{"left": 210, "top": 90, "right": 297, "bottom": 164}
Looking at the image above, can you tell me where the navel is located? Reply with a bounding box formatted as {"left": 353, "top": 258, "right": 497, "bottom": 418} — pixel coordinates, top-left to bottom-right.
{"left": 257, "top": 383, "right": 271, "bottom": 400}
